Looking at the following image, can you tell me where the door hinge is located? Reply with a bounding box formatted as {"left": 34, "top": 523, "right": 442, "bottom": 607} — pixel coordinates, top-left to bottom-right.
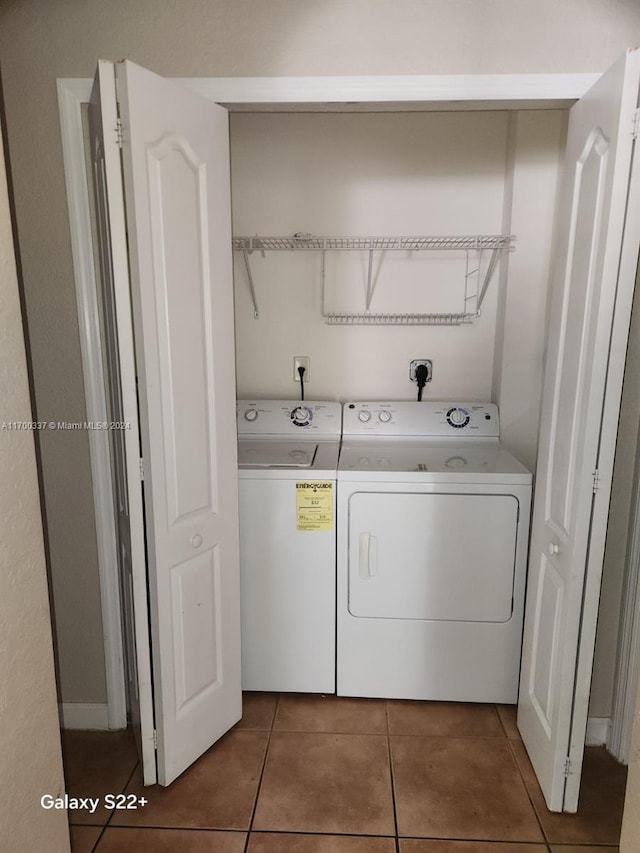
{"left": 152, "top": 729, "right": 157, "bottom": 750}
{"left": 592, "top": 468, "right": 600, "bottom": 493}
{"left": 563, "top": 756, "right": 572, "bottom": 777}
{"left": 115, "top": 117, "right": 124, "bottom": 149}
{"left": 632, "top": 107, "right": 640, "bottom": 140}
{"left": 139, "top": 458, "right": 145, "bottom": 481}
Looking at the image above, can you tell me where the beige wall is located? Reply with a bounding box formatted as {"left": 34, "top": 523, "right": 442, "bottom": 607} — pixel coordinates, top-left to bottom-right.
{"left": 0, "top": 116, "right": 70, "bottom": 851}
{"left": 591, "top": 269, "right": 640, "bottom": 718}
{"left": 0, "top": 0, "right": 639, "bottom": 709}
{"left": 232, "top": 110, "right": 508, "bottom": 404}
{"left": 621, "top": 664, "right": 640, "bottom": 851}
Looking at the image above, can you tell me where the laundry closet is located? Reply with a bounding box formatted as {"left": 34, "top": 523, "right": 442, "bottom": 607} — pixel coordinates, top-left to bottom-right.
{"left": 228, "top": 109, "right": 557, "bottom": 693}
{"left": 79, "top": 54, "right": 640, "bottom": 811}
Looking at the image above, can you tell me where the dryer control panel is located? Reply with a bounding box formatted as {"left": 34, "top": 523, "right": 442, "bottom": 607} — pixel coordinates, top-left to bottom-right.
{"left": 342, "top": 401, "right": 500, "bottom": 437}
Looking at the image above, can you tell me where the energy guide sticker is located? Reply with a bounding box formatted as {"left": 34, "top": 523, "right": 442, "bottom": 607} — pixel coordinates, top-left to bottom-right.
{"left": 295, "top": 481, "right": 334, "bottom": 531}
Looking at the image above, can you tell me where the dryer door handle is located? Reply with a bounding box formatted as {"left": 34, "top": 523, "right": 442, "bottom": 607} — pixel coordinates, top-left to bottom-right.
{"left": 359, "top": 532, "right": 378, "bottom": 580}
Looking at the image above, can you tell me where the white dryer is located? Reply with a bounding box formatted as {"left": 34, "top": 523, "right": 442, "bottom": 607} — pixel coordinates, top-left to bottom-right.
{"left": 237, "top": 400, "right": 341, "bottom": 693}
{"left": 337, "top": 401, "right": 532, "bottom": 703}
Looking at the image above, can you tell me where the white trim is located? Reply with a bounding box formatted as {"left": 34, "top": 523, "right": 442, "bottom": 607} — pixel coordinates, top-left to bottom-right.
{"left": 59, "top": 702, "right": 112, "bottom": 731}
{"left": 56, "top": 78, "right": 127, "bottom": 729}
{"left": 610, "top": 446, "right": 640, "bottom": 764}
{"left": 55, "top": 68, "right": 600, "bottom": 737}
{"left": 585, "top": 716, "right": 612, "bottom": 747}
{"left": 180, "top": 72, "right": 599, "bottom": 106}
{"left": 59, "top": 72, "right": 600, "bottom": 114}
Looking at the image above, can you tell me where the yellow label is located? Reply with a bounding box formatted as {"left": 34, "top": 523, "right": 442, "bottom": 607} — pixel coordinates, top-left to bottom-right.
{"left": 295, "top": 481, "right": 334, "bottom": 531}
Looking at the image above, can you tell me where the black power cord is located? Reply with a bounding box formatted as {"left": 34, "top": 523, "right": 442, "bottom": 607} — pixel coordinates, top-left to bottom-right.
{"left": 415, "top": 363, "right": 428, "bottom": 402}
{"left": 297, "top": 365, "right": 306, "bottom": 400}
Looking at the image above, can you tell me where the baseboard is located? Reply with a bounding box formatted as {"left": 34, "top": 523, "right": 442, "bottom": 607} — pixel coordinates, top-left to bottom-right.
{"left": 585, "top": 716, "right": 611, "bottom": 746}
{"left": 59, "top": 702, "right": 110, "bottom": 731}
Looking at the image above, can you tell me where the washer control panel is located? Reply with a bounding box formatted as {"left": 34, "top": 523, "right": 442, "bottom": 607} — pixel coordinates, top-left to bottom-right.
{"left": 237, "top": 400, "right": 342, "bottom": 436}
{"left": 342, "top": 401, "right": 500, "bottom": 437}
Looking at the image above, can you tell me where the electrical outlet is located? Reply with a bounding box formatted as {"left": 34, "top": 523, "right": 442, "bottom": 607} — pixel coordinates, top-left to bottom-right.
{"left": 294, "top": 356, "right": 310, "bottom": 382}
{"left": 409, "top": 359, "right": 433, "bottom": 383}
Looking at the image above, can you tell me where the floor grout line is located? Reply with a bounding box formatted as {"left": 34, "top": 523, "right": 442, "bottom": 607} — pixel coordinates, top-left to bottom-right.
{"left": 90, "top": 824, "right": 108, "bottom": 853}
{"left": 494, "top": 702, "right": 510, "bottom": 739}
{"left": 507, "top": 738, "right": 550, "bottom": 846}
{"left": 242, "top": 693, "right": 280, "bottom": 853}
{"left": 385, "top": 699, "right": 401, "bottom": 853}
{"left": 94, "top": 825, "right": 248, "bottom": 834}
{"left": 90, "top": 757, "right": 140, "bottom": 850}
{"left": 240, "top": 828, "right": 394, "bottom": 837}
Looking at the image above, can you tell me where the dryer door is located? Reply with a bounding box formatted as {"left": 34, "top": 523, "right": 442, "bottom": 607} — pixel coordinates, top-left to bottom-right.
{"left": 348, "top": 491, "right": 519, "bottom": 622}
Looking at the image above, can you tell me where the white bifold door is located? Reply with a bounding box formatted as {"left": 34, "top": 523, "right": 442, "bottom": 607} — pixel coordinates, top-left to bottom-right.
{"left": 89, "top": 59, "right": 242, "bottom": 786}
{"left": 518, "top": 49, "right": 640, "bottom": 811}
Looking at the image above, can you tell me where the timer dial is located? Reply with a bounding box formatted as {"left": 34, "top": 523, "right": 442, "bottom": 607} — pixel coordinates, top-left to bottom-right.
{"left": 291, "top": 406, "right": 313, "bottom": 427}
{"left": 446, "top": 407, "right": 470, "bottom": 429}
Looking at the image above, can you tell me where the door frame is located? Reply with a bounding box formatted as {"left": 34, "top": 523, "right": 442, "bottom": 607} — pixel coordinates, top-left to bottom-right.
{"left": 611, "top": 442, "right": 640, "bottom": 762}
{"left": 56, "top": 70, "right": 599, "bottom": 728}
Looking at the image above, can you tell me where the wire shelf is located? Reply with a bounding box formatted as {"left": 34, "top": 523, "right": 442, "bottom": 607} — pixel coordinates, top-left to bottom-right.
{"left": 232, "top": 233, "right": 514, "bottom": 323}
{"left": 233, "top": 234, "right": 512, "bottom": 252}
{"left": 324, "top": 312, "right": 476, "bottom": 326}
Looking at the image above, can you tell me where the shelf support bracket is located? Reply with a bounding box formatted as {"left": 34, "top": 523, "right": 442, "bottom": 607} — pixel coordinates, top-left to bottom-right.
{"left": 320, "top": 249, "right": 327, "bottom": 314}
{"left": 242, "top": 249, "right": 259, "bottom": 319}
{"left": 365, "top": 249, "right": 375, "bottom": 311}
{"left": 477, "top": 246, "right": 502, "bottom": 311}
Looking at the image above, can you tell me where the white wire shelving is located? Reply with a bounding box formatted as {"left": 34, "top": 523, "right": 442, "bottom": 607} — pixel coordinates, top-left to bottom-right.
{"left": 232, "top": 233, "right": 514, "bottom": 325}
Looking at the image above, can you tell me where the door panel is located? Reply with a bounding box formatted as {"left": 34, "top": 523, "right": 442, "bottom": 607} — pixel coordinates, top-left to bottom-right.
{"left": 528, "top": 555, "right": 563, "bottom": 737}
{"left": 518, "top": 49, "right": 640, "bottom": 812}
{"left": 146, "top": 135, "right": 218, "bottom": 523}
{"left": 89, "top": 61, "right": 156, "bottom": 783}
{"left": 113, "top": 59, "right": 242, "bottom": 786}
{"left": 547, "top": 129, "right": 609, "bottom": 540}
{"left": 172, "top": 549, "right": 222, "bottom": 710}
{"left": 348, "top": 492, "right": 518, "bottom": 622}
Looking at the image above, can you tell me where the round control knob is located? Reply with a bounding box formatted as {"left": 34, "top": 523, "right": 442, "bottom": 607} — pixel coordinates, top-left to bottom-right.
{"left": 446, "top": 407, "right": 470, "bottom": 428}
{"left": 358, "top": 410, "right": 371, "bottom": 422}
{"left": 378, "top": 410, "right": 392, "bottom": 423}
{"left": 291, "top": 406, "right": 313, "bottom": 426}
{"left": 244, "top": 409, "right": 258, "bottom": 421}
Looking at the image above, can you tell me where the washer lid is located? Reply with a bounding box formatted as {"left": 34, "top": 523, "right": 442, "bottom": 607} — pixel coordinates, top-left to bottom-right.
{"left": 238, "top": 440, "right": 318, "bottom": 469}
{"left": 338, "top": 439, "right": 531, "bottom": 482}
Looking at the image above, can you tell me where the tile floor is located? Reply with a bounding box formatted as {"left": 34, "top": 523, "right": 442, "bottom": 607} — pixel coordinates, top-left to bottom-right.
{"left": 63, "top": 694, "right": 626, "bottom": 853}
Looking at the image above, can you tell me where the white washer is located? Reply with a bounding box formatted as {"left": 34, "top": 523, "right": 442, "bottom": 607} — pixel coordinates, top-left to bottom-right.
{"left": 337, "top": 401, "right": 532, "bottom": 703}
{"left": 237, "top": 400, "right": 341, "bottom": 693}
